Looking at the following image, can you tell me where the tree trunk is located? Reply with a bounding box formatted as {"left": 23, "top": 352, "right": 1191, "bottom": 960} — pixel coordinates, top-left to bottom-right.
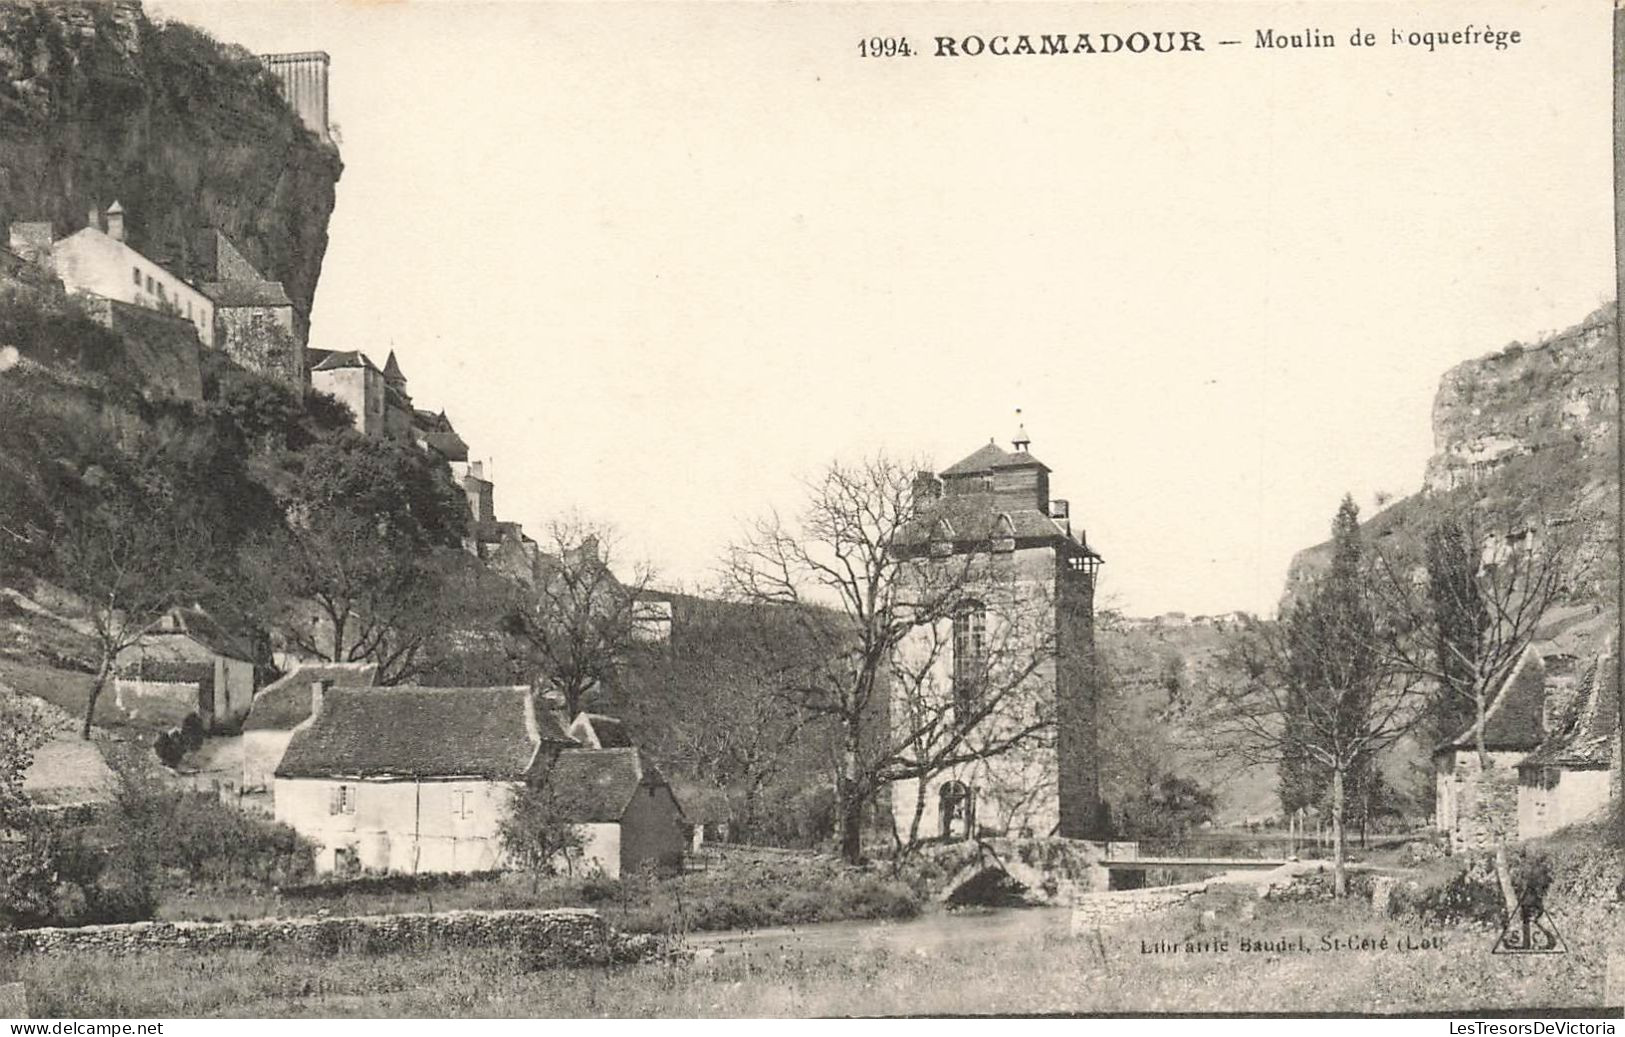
{"left": 836, "top": 721, "right": 865, "bottom": 864}
{"left": 1474, "top": 685, "right": 1489, "bottom": 769}
{"left": 1331, "top": 766, "right": 1347, "bottom": 898}
{"left": 82, "top": 655, "right": 111, "bottom": 740}
{"left": 1493, "top": 843, "right": 1521, "bottom": 921}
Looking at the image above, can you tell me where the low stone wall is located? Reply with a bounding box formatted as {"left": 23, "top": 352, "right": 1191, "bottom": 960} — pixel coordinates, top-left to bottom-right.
{"left": 1069, "top": 881, "right": 1208, "bottom": 931}
{"left": 0, "top": 907, "right": 664, "bottom": 965}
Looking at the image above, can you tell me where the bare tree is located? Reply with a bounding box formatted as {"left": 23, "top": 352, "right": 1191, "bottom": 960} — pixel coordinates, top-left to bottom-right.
{"left": 722, "top": 455, "right": 1059, "bottom": 865}
{"left": 1371, "top": 502, "right": 1587, "bottom": 768}
{"left": 508, "top": 514, "right": 654, "bottom": 718}
{"left": 53, "top": 494, "right": 210, "bottom": 739}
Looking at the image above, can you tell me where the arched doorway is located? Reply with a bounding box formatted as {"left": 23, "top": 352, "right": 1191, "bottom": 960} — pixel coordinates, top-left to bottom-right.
{"left": 938, "top": 781, "right": 975, "bottom": 840}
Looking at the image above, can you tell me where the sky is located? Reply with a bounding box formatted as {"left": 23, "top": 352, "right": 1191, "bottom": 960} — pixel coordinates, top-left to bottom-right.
{"left": 153, "top": 1, "right": 1616, "bottom": 617}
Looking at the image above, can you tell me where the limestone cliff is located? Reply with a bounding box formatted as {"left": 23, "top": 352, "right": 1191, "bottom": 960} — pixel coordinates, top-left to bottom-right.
{"left": 1284, "top": 303, "right": 1619, "bottom": 629}
{"left": 1423, "top": 305, "right": 1617, "bottom": 494}
{"left": 0, "top": 0, "right": 341, "bottom": 341}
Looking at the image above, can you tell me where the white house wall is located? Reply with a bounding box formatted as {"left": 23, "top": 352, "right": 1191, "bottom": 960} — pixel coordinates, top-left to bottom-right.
{"left": 52, "top": 229, "right": 215, "bottom": 346}
{"left": 891, "top": 545, "right": 1062, "bottom": 841}
{"left": 1519, "top": 769, "right": 1613, "bottom": 841}
{"left": 275, "top": 776, "right": 521, "bottom": 875}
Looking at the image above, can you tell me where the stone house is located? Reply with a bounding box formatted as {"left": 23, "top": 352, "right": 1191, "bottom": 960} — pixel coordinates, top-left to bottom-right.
{"left": 239, "top": 661, "right": 379, "bottom": 808}
{"left": 1433, "top": 647, "right": 1553, "bottom": 852}
{"left": 273, "top": 685, "right": 685, "bottom": 878}
{"left": 307, "top": 349, "right": 389, "bottom": 436}
{"left": 1517, "top": 645, "right": 1620, "bottom": 839}
{"left": 198, "top": 231, "right": 300, "bottom": 384}
{"left": 31, "top": 203, "right": 216, "bottom": 346}
{"left": 113, "top": 606, "right": 256, "bottom": 728}
{"left": 888, "top": 426, "right": 1105, "bottom": 842}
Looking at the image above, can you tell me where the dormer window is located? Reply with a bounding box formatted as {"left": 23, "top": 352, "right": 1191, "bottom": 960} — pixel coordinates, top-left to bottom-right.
{"left": 992, "top": 514, "right": 1016, "bottom": 553}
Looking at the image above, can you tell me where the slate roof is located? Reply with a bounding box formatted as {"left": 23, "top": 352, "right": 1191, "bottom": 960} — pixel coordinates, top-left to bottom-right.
{"left": 940, "top": 441, "right": 1051, "bottom": 476}
{"left": 545, "top": 748, "right": 671, "bottom": 824}
{"left": 1439, "top": 648, "right": 1549, "bottom": 753}
{"left": 276, "top": 686, "right": 571, "bottom": 780}
{"left": 311, "top": 350, "right": 377, "bottom": 372}
{"left": 147, "top": 607, "right": 255, "bottom": 662}
{"left": 670, "top": 780, "right": 733, "bottom": 825}
{"left": 1520, "top": 651, "right": 1620, "bottom": 770}
{"left": 200, "top": 280, "right": 294, "bottom": 308}
{"left": 382, "top": 350, "right": 405, "bottom": 382}
{"left": 424, "top": 430, "right": 468, "bottom": 462}
{"left": 895, "top": 493, "right": 1076, "bottom": 548}
{"left": 243, "top": 662, "right": 380, "bottom": 733}
{"left": 572, "top": 713, "right": 632, "bottom": 749}
{"left": 941, "top": 442, "right": 1013, "bottom": 476}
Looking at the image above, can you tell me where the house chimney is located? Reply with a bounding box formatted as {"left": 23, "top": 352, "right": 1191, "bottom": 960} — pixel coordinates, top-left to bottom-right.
{"left": 106, "top": 201, "right": 125, "bottom": 242}
{"left": 310, "top": 680, "right": 326, "bottom": 719}
{"left": 87, "top": 206, "right": 102, "bottom": 233}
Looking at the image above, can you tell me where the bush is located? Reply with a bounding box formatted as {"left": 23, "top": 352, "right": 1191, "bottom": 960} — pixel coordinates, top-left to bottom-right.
{"left": 119, "top": 785, "right": 315, "bottom": 889}
{"left": 153, "top": 730, "right": 184, "bottom": 767}
{"left": 1388, "top": 848, "right": 1554, "bottom": 926}
{"left": 179, "top": 713, "right": 206, "bottom": 752}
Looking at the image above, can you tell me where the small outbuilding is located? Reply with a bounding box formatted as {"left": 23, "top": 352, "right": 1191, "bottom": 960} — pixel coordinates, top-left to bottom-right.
{"left": 1517, "top": 646, "right": 1620, "bottom": 840}
{"left": 547, "top": 747, "right": 688, "bottom": 878}
{"left": 113, "top": 606, "right": 256, "bottom": 727}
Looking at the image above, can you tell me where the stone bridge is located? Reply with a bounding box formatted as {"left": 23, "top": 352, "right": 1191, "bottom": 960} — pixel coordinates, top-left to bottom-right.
{"left": 929, "top": 837, "right": 1297, "bottom": 908}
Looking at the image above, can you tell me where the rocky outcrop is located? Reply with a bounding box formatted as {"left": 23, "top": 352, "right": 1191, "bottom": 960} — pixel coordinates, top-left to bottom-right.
{"left": 1283, "top": 303, "right": 1619, "bottom": 619}
{"left": 0, "top": 0, "right": 341, "bottom": 342}
{"left": 1423, "top": 305, "right": 1616, "bottom": 494}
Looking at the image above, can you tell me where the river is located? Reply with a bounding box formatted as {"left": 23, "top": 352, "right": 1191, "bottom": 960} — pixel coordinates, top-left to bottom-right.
{"left": 686, "top": 905, "right": 1075, "bottom": 957}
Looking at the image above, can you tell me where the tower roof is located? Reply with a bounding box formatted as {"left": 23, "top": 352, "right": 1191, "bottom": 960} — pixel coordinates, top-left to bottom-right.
{"left": 382, "top": 350, "right": 405, "bottom": 382}
{"left": 940, "top": 440, "right": 1050, "bottom": 477}
{"left": 941, "top": 441, "right": 1013, "bottom": 476}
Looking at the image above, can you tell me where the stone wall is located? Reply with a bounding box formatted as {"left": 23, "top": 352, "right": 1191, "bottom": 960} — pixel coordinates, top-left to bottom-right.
{"left": 0, "top": 907, "right": 663, "bottom": 964}
{"left": 78, "top": 296, "right": 205, "bottom": 401}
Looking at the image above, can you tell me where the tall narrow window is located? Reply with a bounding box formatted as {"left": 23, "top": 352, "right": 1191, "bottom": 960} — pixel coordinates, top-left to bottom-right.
{"left": 330, "top": 784, "right": 356, "bottom": 815}
{"left": 132, "top": 266, "right": 141, "bottom": 286}
{"left": 952, "top": 601, "right": 987, "bottom": 726}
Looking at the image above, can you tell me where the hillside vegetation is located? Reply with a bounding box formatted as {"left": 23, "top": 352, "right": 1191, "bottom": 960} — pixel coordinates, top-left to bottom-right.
{"left": 0, "top": 0, "right": 340, "bottom": 339}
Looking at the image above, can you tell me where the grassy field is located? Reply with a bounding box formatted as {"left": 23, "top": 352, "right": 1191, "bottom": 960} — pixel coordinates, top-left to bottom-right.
{"left": 10, "top": 880, "right": 1619, "bottom": 1017}
{"left": 161, "top": 851, "right": 920, "bottom": 935}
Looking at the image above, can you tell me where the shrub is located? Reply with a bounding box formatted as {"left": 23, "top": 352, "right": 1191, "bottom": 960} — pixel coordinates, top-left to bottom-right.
{"left": 119, "top": 785, "right": 315, "bottom": 888}
{"left": 1389, "top": 848, "right": 1554, "bottom": 926}
{"left": 152, "top": 730, "right": 184, "bottom": 767}
{"left": 179, "top": 713, "right": 206, "bottom": 752}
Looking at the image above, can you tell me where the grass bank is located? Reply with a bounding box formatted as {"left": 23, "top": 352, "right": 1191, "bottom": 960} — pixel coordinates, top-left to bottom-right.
{"left": 160, "top": 849, "right": 919, "bottom": 936}
{"left": 11, "top": 883, "right": 1618, "bottom": 1017}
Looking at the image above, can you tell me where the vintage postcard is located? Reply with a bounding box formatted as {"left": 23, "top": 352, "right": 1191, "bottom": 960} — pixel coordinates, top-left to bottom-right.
{"left": 0, "top": 0, "right": 1621, "bottom": 1022}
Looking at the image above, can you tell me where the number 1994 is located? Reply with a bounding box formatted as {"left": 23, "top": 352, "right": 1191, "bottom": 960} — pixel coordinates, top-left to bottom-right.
{"left": 859, "top": 36, "right": 913, "bottom": 57}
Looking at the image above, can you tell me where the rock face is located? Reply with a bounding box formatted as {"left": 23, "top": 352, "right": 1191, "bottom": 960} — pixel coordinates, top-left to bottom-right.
{"left": 1423, "top": 305, "right": 1617, "bottom": 494}
{"left": 0, "top": 0, "right": 341, "bottom": 342}
{"left": 1283, "top": 302, "right": 1620, "bottom": 617}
